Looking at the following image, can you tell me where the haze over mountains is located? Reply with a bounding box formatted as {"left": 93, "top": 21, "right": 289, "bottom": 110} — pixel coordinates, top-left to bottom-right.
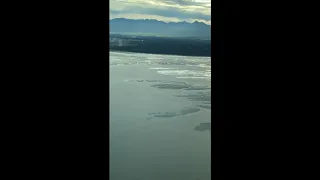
{"left": 110, "top": 18, "right": 211, "bottom": 38}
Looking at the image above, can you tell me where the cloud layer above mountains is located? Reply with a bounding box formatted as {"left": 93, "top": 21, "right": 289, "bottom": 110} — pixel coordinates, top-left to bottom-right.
{"left": 110, "top": 0, "right": 211, "bottom": 25}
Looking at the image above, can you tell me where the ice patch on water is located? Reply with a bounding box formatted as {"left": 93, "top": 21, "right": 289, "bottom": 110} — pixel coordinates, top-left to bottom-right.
{"left": 157, "top": 70, "right": 197, "bottom": 76}
{"left": 146, "top": 57, "right": 164, "bottom": 60}
{"left": 157, "top": 69, "right": 211, "bottom": 80}
{"left": 149, "top": 67, "right": 176, "bottom": 70}
{"left": 198, "top": 64, "right": 211, "bottom": 68}
{"left": 176, "top": 76, "right": 208, "bottom": 79}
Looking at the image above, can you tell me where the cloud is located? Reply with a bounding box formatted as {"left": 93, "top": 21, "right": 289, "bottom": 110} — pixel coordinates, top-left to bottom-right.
{"left": 110, "top": 0, "right": 211, "bottom": 24}
{"left": 110, "top": 6, "right": 210, "bottom": 21}
{"left": 157, "top": 0, "right": 211, "bottom": 6}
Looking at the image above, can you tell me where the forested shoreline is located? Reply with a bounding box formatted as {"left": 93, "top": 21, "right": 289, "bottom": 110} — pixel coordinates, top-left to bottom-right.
{"left": 109, "top": 34, "right": 211, "bottom": 57}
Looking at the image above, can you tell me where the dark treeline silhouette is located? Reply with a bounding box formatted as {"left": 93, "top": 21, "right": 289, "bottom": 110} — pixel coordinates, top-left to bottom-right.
{"left": 109, "top": 34, "right": 211, "bottom": 57}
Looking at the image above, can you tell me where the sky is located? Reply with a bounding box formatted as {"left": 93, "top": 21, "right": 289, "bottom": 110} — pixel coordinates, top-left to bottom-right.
{"left": 110, "top": 0, "right": 211, "bottom": 25}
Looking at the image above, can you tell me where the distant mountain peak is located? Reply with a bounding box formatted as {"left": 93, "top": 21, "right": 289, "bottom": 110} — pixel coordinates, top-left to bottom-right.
{"left": 110, "top": 18, "right": 211, "bottom": 38}
{"left": 111, "top": 18, "right": 209, "bottom": 26}
{"left": 193, "top": 21, "right": 206, "bottom": 25}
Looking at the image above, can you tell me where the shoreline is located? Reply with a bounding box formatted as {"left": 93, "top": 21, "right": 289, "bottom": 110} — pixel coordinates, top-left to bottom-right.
{"left": 110, "top": 34, "right": 211, "bottom": 57}
{"left": 109, "top": 50, "right": 211, "bottom": 58}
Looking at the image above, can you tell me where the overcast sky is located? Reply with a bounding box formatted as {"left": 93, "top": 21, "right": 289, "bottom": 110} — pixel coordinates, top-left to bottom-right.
{"left": 110, "top": 0, "right": 211, "bottom": 25}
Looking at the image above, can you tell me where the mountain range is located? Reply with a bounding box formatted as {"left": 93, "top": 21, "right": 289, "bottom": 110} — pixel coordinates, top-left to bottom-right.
{"left": 110, "top": 18, "right": 211, "bottom": 38}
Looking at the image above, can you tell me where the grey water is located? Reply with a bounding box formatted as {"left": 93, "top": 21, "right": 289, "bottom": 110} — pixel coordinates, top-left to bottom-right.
{"left": 110, "top": 51, "right": 211, "bottom": 180}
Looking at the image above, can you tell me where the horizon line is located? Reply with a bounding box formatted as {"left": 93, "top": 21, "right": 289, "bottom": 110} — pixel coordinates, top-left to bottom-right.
{"left": 110, "top": 18, "right": 211, "bottom": 25}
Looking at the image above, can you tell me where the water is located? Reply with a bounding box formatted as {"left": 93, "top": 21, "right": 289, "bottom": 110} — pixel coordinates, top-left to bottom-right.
{"left": 110, "top": 51, "right": 211, "bottom": 180}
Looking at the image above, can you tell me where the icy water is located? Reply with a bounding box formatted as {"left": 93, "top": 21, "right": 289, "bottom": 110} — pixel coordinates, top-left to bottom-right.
{"left": 110, "top": 51, "right": 211, "bottom": 180}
